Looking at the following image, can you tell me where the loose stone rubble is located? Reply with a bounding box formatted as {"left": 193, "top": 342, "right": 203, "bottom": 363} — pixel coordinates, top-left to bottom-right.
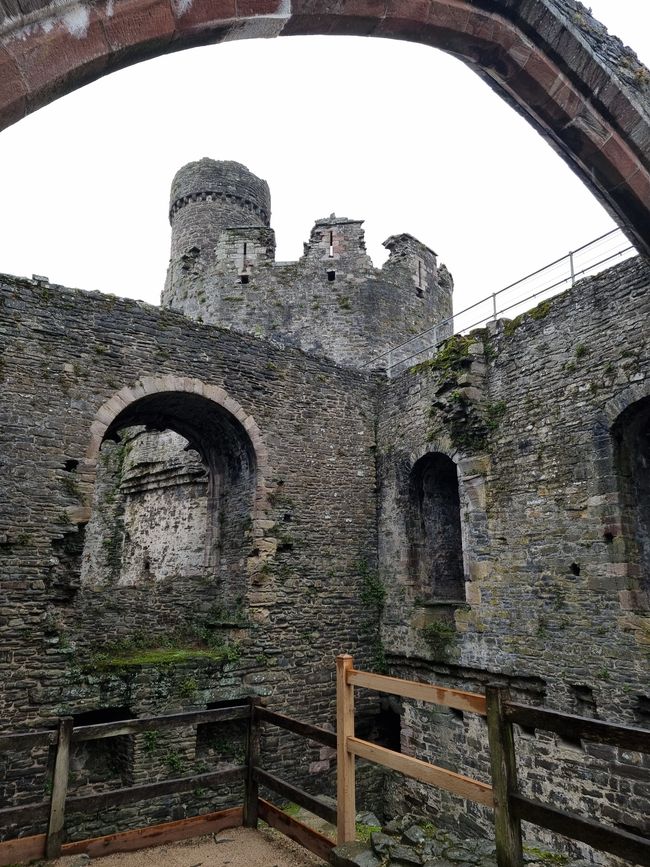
{"left": 332, "top": 815, "right": 589, "bottom": 867}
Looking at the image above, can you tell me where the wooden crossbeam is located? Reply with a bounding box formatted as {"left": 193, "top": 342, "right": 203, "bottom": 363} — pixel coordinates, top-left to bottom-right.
{"left": 253, "top": 768, "right": 337, "bottom": 825}
{"left": 0, "top": 806, "right": 244, "bottom": 867}
{"left": 505, "top": 703, "right": 650, "bottom": 753}
{"left": 347, "top": 736, "right": 494, "bottom": 807}
{"left": 72, "top": 704, "right": 250, "bottom": 742}
{"left": 258, "top": 799, "right": 335, "bottom": 862}
{"left": 512, "top": 795, "right": 650, "bottom": 867}
{"left": 347, "top": 669, "right": 487, "bottom": 715}
{"left": 255, "top": 707, "right": 337, "bottom": 749}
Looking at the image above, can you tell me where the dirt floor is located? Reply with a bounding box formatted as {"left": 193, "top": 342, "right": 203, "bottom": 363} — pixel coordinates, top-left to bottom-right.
{"left": 52, "top": 826, "right": 326, "bottom": 867}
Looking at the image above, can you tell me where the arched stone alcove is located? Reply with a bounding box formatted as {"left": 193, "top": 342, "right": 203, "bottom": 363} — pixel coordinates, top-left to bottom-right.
{"left": 72, "top": 377, "right": 270, "bottom": 642}
{"left": 407, "top": 451, "right": 466, "bottom": 602}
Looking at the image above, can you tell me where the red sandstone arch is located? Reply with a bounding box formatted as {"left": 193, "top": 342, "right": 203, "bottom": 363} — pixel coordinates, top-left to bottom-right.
{"left": 0, "top": 0, "right": 649, "bottom": 254}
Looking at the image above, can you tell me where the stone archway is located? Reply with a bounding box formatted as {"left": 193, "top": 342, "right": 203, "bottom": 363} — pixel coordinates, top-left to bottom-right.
{"left": 87, "top": 376, "right": 269, "bottom": 469}
{"left": 84, "top": 374, "right": 272, "bottom": 523}
{"left": 0, "top": 1, "right": 649, "bottom": 254}
{"left": 78, "top": 375, "right": 272, "bottom": 613}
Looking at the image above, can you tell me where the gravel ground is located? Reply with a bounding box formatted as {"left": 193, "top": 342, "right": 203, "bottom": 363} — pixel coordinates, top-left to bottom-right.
{"left": 52, "top": 826, "right": 326, "bottom": 867}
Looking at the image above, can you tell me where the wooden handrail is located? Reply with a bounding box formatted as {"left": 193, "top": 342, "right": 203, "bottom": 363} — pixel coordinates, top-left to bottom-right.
{"left": 348, "top": 737, "right": 494, "bottom": 807}
{"left": 0, "top": 704, "right": 251, "bottom": 859}
{"left": 72, "top": 704, "right": 250, "bottom": 741}
{"left": 258, "top": 799, "right": 335, "bottom": 863}
{"left": 4, "top": 664, "right": 649, "bottom": 867}
{"left": 253, "top": 768, "right": 337, "bottom": 825}
{"left": 338, "top": 658, "right": 650, "bottom": 867}
{"left": 0, "top": 704, "right": 250, "bottom": 751}
{"left": 0, "top": 800, "right": 50, "bottom": 825}
{"left": 347, "top": 668, "right": 487, "bottom": 715}
{"left": 505, "top": 703, "right": 650, "bottom": 753}
{"left": 255, "top": 707, "right": 337, "bottom": 749}
{"left": 511, "top": 795, "right": 650, "bottom": 867}
{"left": 0, "top": 729, "right": 57, "bottom": 751}
{"left": 0, "top": 767, "right": 247, "bottom": 829}
{"left": 0, "top": 806, "right": 244, "bottom": 867}
{"left": 65, "top": 766, "right": 246, "bottom": 814}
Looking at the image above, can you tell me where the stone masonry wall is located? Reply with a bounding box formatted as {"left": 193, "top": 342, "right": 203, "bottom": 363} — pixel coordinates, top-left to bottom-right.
{"left": 377, "top": 256, "right": 650, "bottom": 860}
{"left": 162, "top": 218, "right": 453, "bottom": 371}
{"left": 0, "top": 274, "right": 381, "bottom": 840}
{"left": 1, "top": 252, "right": 649, "bottom": 858}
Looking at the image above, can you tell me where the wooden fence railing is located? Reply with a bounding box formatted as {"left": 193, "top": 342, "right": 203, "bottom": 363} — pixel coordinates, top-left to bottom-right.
{"left": 336, "top": 654, "right": 650, "bottom": 867}
{"left": 0, "top": 697, "right": 335, "bottom": 866}
{"left": 252, "top": 706, "right": 337, "bottom": 862}
{"left": 504, "top": 702, "right": 650, "bottom": 867}
{"left": 0, "top": 702, "right": 251, "bottom": 865}
{"left": 2, "top": 661, "right": 649, "bottom": 867}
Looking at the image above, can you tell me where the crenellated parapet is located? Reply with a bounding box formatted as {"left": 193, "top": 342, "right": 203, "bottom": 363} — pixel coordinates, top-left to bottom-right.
{"left": 162, "top": 159, "right": 454, "bottom": 369}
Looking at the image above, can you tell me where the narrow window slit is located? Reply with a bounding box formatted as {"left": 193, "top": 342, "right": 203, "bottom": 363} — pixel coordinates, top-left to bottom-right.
{"left": 416, "top": 260, "right": 424, "bottom": 297}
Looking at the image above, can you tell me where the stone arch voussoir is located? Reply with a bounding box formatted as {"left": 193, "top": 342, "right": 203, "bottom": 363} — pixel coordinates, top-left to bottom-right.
{"left": 85, "top": 374, "right": 272, "bottom": 514}
{"left": 603, "top": 382, "right": 650, "bottom": 430}
{"left": 408, "top": 441, "right": 455, "bottom": 471}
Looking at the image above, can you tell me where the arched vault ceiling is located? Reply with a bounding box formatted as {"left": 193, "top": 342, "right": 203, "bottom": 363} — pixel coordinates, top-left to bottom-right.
{"left": 1, "top": 0, "right": 649, "bottom": 254}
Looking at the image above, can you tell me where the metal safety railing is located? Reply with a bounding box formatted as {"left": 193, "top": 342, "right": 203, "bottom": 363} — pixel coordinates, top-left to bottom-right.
{"left": 367, "top": 228, "right": 637, "bottom": 377}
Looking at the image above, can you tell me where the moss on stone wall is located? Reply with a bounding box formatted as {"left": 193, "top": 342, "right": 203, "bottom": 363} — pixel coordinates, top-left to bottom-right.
{"left": 410, "top": 333, "right": 476, "bottom": 376}
{"left": 504, "top": 298, "right": 554, "bottom": 337}
{"left": 92, "top": 645, "right": 239, "bottom": 670}
{"left": 421, "top": 621, "right": 457, "bottom": 661}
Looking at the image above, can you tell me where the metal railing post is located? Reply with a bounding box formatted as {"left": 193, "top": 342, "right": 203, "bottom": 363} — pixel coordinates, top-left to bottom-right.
{"left": 361, "top": 228, "right": 632, "bottom": 371}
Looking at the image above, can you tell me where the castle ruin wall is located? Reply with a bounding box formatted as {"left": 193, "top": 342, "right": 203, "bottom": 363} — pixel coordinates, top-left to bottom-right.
{"left": 377, "top": 256, "right": 650, "bottom": 852}
{"left": 0, "top": 275, "right": 380, "bottom": 837}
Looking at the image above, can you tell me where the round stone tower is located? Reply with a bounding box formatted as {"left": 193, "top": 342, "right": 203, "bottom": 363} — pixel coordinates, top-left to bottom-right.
{"left": 163, "top": 159, "right": 272, "bottom": 303}
{"left": 169, "top": 158, "right": 270, "bottom": 253}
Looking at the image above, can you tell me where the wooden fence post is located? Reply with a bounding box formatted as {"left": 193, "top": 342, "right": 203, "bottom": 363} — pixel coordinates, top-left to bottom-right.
{"left": 45, "top": 716, "right": 73, "bottom": 859}
{"left": 336, "top": 653, "right": 356, "bottom": 845}
{"left": 486, "top": 684, "right": 523, "bottom": 867}
{"left": 244, "top": 697, "right": 262, "bottom": 828}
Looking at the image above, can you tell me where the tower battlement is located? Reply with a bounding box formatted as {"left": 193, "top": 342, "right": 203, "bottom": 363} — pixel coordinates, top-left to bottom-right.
{"left": 168, "top": 158, "right": 271, "bottom": 225}
{"left": 162, "top": 160, "right": 453, "bottom": 368}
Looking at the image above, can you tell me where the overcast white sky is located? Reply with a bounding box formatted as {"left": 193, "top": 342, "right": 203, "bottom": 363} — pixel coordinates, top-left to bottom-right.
{"left": 0, "top": 0, "right": 648, "bottom": 314}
